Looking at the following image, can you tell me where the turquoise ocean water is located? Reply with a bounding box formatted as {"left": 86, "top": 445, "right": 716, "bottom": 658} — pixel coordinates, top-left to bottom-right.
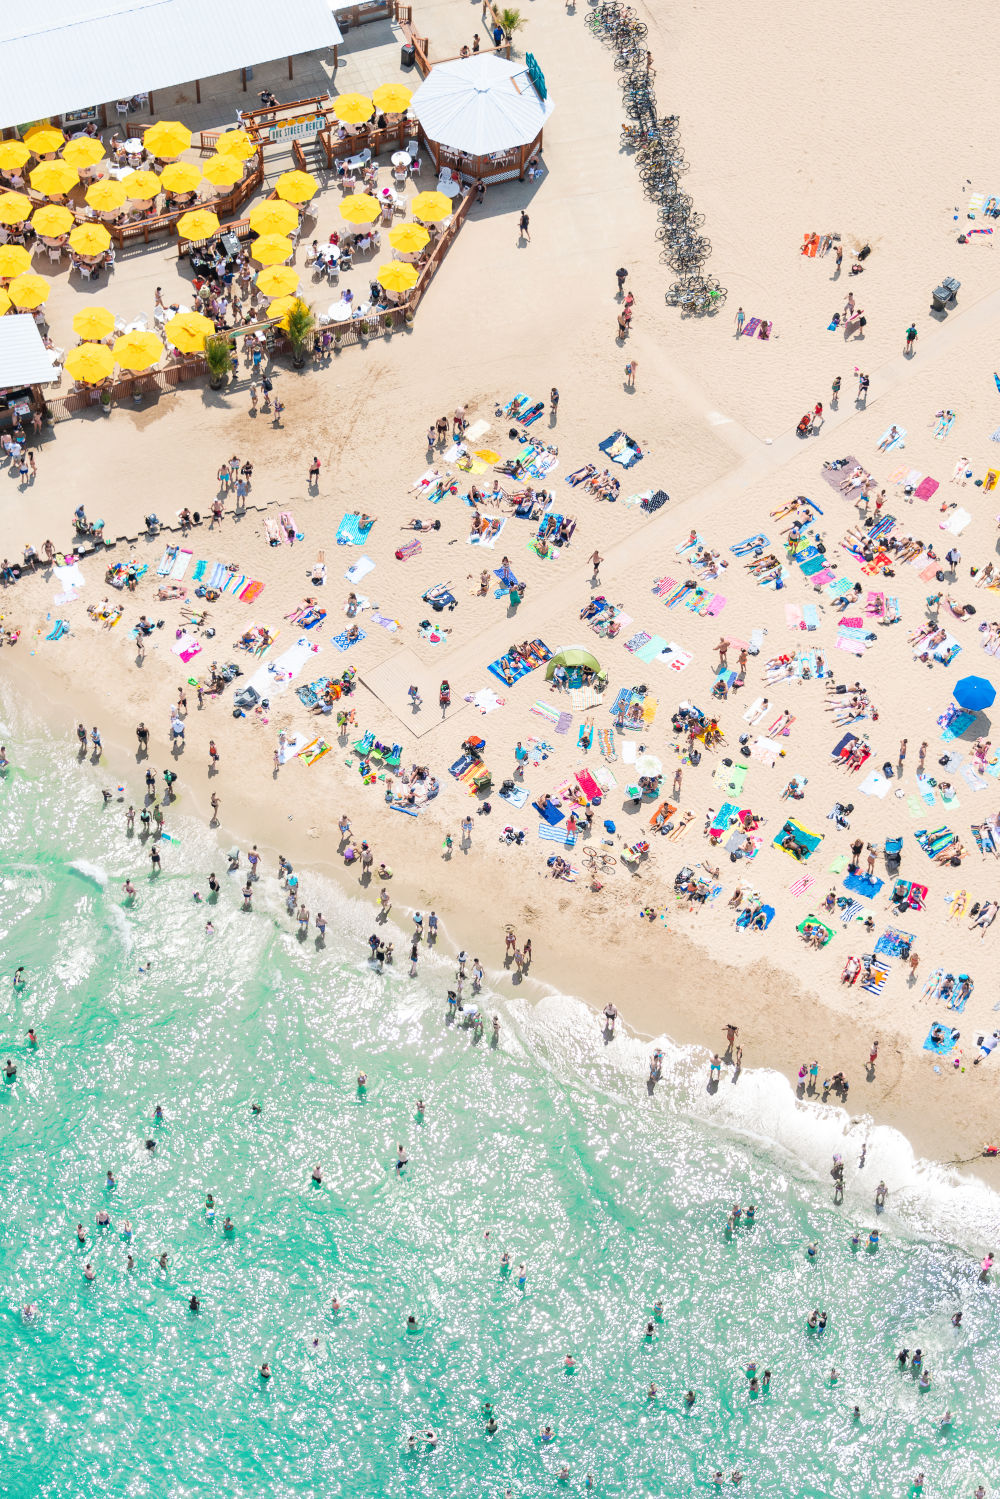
{"left": 0, "top": 702, "right": 998, "bottom": 1498}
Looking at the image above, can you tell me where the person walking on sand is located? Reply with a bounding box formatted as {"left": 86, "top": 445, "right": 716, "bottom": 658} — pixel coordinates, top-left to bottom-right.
{"left": 308, "top": 456, "right": 321, "bottom": 487}
{"left": 589, "top": 550, "right": 603, "bottom": 583}
{"left": 616, "top": 266, "right": 628, "bottom": 296}
{"left": 831, "top": 374, "right": 841, "bottom": 407}
{"left": 625, "top": 359, "right": 637, "bottom": 387}
{"left": 716, "top": 638, "right": 730, "bottom": 668}
{"left": 905, "top": 324, "right": 917, "bottom": 355}
{"left": 735, "top": 306, "right": 745, "bottom": 335}
{"left": 869, "top": 1039, "right": 879, "bottom": 1072}
{"left": 518, "top": 210, "right": 530, "bottom": 243}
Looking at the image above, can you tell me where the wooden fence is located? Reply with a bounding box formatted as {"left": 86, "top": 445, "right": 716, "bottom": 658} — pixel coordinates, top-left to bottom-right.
{"left": 48, "top": 357, "right": 207, "bottom": 420}
{"left": 108, "top": 154, "right": 265, "bottom": 252}
{"left": 318, "top": 117, "right": 420, "bottom": 167}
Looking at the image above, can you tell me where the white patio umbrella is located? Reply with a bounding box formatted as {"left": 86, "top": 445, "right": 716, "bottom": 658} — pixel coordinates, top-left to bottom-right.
{"left": 409, "top": 55, "right": 554, "bottom": 157}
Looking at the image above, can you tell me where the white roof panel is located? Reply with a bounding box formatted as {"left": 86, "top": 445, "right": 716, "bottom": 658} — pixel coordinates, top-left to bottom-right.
{"left": 0, "top": 0, "right": 341, "bottom": 129}
{"left": 0, "top": 315, "right": 59, "bottom": 387}
{"left": 411, "top": 55, "right": 553, "bottom": 157}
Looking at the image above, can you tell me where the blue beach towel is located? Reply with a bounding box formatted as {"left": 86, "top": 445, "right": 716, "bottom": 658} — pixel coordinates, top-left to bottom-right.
{"left": 537, "top": 821, "right": 576, "bottom": 845}
{"left": 533, "top": 799, "right": 565, "bottom": 826}
{"left": 192, "top": 559, "right": 207, "bottom": 583}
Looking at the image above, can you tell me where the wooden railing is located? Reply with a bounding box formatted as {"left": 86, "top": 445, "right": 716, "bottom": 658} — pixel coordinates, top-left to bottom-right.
{"left": 108, "top": 154, "right": 265, "bottom": 251}
{"left": 408, "top": 185, "right": 475, "bottom": 313}
{"left": 48, "top": 356, "right": 207, "bottom": 420}
{"left": 336, "top": 1, "right": 397, "bottom": 27}
{"left": 317, "top": 118, "right": 420, "bottom": 168}
{"left": 292, "top": 139, "right": 308, "bottom": 172}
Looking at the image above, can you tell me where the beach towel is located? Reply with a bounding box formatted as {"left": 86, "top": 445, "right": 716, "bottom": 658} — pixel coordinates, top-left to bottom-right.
{"left": 331, "top": 629, "right": 366, "bottom": 652}
{"left": 240, "top": 579, "right": 264, "bottom": 604}
{"left": 207, "top": 563, "right": 227, "bottom": 590}
{"left": 876, "top": 426, "right": 906, "bottom": 452}
{"left": 796, "top": 914, "right": 833, "bottom": 945}
{"left": 597, "top": 727, "right": 616, "bottom": 760}
{"left": 875, "top": 926, "right": 916, "bottom": 959}
{"left": 537, "top": 822, "right": 577, "bottom": 846}
{"left": 335, "top": 514, "right": 374, "bottom": 547}
{"left": 741, "top": 318, "right": 761, "bottom": 339}
{"left": 170, "top": 549, "right": 193, "bottom": 581}
{"left": 302, "top": 741, "right": 330, "bottom": 767}
{"left": 576, "top": 769, "right": 601, "bottom": 801}
{"left": 914, "top": 476, "right": 939, "bottom": 501}
{"left": 861, "top": 961, "right": 890, "bottom": 996}
{"left": 651, "top": 575, "right": 678, "bottom": 597}
{"left": 858, "top": 769, "right": 890, "bottom": 798}
{"left": 192, "top": 560, "right": 208, "bottom": 583}
{"left": 774, "top": 817, "right": 823, "bottom": 860}
{"left": 713, "top": 763, "right": 748, "bottom": 796}
{"left": 534, "top": 799, "right": 565, "bottom": 826}
{"left": 498, "top": 783, "right": 530, "bottom": 809}
{"left": 636, "top": 634, "right": 669, "bottom": 664}
{"left": 345, "top": 556, "right": 375, "bottom": 586}
{"left": 940, "top": 710, "right": 976, "bottom": 741}
{"left": 788, "top": 875, "right": 815, "bottom": 899}
{"left": 731, "top": 534, "right": 769, "bottom": 556}
{"left": 843, "top": 871, "right": 884, "bottom": 898}
{"left": 940, "top": 507, "right": 972, "bottom": 536}
{"left": 156, "top": 547, "right": 177, "bottom": 576}
{"left": 705, "top": 595, "right": 727, "bottom": 615}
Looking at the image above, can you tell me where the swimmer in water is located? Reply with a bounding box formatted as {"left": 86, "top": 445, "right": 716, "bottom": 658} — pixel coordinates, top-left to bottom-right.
{"left": 76, "top": 1223, "right": 86, "bottom": 1243}
{"left": 558, "top": 1465, "right": 570, "bottom": 1484}
{"left": 84, "top": 1263, "right": 96, "bottom": 1281}
{"left": 205, "top": 1193, "right": 215, "bottom": 1219}
{"left": 516, "top": 1263, "right": 527, "bottom": 1289}
{"left": 653, "top": 1297, "right": 664, "bottom": 1320}
{"left": 95, "top": 1209, "right": 110, "bottom": 1226}
{"left": 145, "top": 1139, "right": 156, "bottom": 1151}
{"left": 27, "top": 1028, "right": 37, "bottom": 1047}
{"left": 13, "top": 967, "right": 25, "bottom": 989}
{"left": 644, "top": 1321, "right": 655, "bottom": 1341}
{"left": 952, "top": 1311, "right": 963, "bottom": 1327}
{"left": 745, "top": 1205, "right": 755, "bottom": 1224}
{"left": 500, "top": 1250, "right": 511, "bottom": 1272}
{"left": 357, "top": 1072, "right": 367, "bottom": 1092}
{"left": 406, "top": 1315, "right": 419, "bottom": 1332}
{"left": 851, "top": 1231, "right": 861, "bottom": 1249}
{"left": 22, "top": 1303, "right": 37, "bottom": 1324}
{"left": 912, "top": 1474, "right": 924, "bottom": 1492}
{"left": 875, "top": 1180, "right": 888, "bottom": 1208}
{"left": 311, "top": 1165, "right": 323, "bottom": 1183}
{"left": 868, "top": 1229, "right": 880, "bottom": 1248}
{"left": 829, "top": 1367, "right": 838, "bottom": 1384}
{"left": 911, "top": 1350, "right": 923, "bottom": 1372}
{"left": 749, "top": 1376, "right": 759, "bottom": 1394}
{"left": 485, "top": 1415, "right": 499, "bottom": 1434}
{"left": 897, "top": 1348, "right": 909, "bottom": 1369}
{"left": 189, "top": 1295, "right": 200, "bottom": 1312}
{"left": 981, "top": 1251, "right": 995, "bottom": 1280}
{"left": 731, "top": 1472, "right": 743, "bottom": 1486}
{"left": 4, "top": 1059, "right": 16, "bottom": 1080}
{"left": 852, "top": 1406, "right": 860, "bottom": 1422}
{"left": 251, "top": 1103, "right": 261, "bottom": 1115}
{"left": 918, "top": 1369, "right": 931, "bottom": 1389}
{"left": 807, "top": 1242, "right": 818, "bottom": 1259}
{"left": 684, "top": 1389, "right": 696, "bottom": 1408}
{"left": 818, "top": 1312, "right": 828, "bottom": 1331}
{"left": 121, "top": 1220, "right": 132, "bottom": 1242}
{"left": 331, "top": 1296, "right": 341, "bottom": 1313}
{"left": 858, "top": 1143, "right": 867, "bottom": 1168}
{"left": 396, "top": 1144, "right": 408, "bottom": 1173}
{"left": 762, "top": 1370, "right": 771, "bottom": 1391}
{"left": 205, "top": 920, "right": 215, "bottom": 936}
{"left": 940, "top": 1408, "right": 952, "bottom": 1427}
{"left": 540, "top": 1424, "right": 554, "bottom": 1443}
{"left": 159, "top": 1253, "right": 168, "bottom": 1272}
{"left": 647, "top": 1383, "right": 657, "bottom": 1401}
{"left": 415, "top": 1099, "right": 424, "bottom": 1118}
{"left": 260, "top": 1363, "right": 271, "bottom": 1380}
{"left": 153, "top": 1104, "right": 164, "bottom": 1122}
{"left": 808, "top": 1310, "right": 819, "bottom": 1329}
{"left": 564, "top": 1354, "right": 576, "bottom": 1371}
{"left": 105, "top": 1170, "right": 116, "bottom": 1189}
{"left": 223, "top": 1217, "right": 234, "bottom": 1234}
{"left": 123, "top": 880, "right": 136, "bottom": 898}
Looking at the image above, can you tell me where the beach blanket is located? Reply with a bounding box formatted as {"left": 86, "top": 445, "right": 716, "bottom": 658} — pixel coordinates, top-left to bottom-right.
{"left": 875, "top": 926, "right": 915, "bottom": 960}
{"left": 915, "top": 826, "right": 954, "bottom": 859}
{"left": 923, "top": 1024, "right": 959, "bottom": 1054}
{"left": 498, "top": 783, "right": 530, "bottom": 809}
{"left": 207, "top": 563, "right": 228, "bottom": 590}
{"left": 170, "top": 549, "right": 193, "bottom": 581}
{"left": 156, "top": 547, "right": 177, "bottom": 577}
{"left": 534, "top": 799, "right": 565, "bottom": 826}
{"left": 331, "top": 629, "right": 366, "bottom": 652}
{"left": 821, "top": 457, "right": 865, "bottom": 495}
{"left": 597, "top": 727, "right": 616, "bottom": 759}
{"left": 713, "top": 763, "right": 748, "bottom": 796}
{"left": 576, "top": 769, "right": 602, "bottom": 801}
{"left": 240, "top": 579, "right": 264, "bottom": 604}
{"left": 788, "top": 875, "right": 815, "bottom": 899}
{"left": 774, "top": 817, "right": 823, "bottom": 860}
{"left": 843, "top": 871, "right": 884, "bottom": 898}
{"left": 345, "top": 556, "right": 375, "bottom": 586}
{"left": 537, "top": 822, "right": 577, "bottom": 846}
{"left": 170, "top": 632, "right": 202, "bottom": 664}
{"left": 302, "top": 741, "right": 330, "bottom": 767}
{"left": 796, "top": 914, "right": 833, "bottom": 945}
{"left": 914, "top": 476, "right": 939, "bottom": 501}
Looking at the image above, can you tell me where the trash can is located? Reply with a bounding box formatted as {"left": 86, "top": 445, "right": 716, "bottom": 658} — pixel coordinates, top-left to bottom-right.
{"left": 401, "top": 41, "right": 415, "bottom": 68}
{"left": 931, "top": 276, "right": 960, "bottom": 311}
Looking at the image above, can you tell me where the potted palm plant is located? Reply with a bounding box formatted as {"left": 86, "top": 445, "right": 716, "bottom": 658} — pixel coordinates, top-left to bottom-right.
{"left": 358, "top": 318, "right": 370, "bottom": 343}
{"left": 500, "top": 7, "right": 526, "bottom": 47}
{"left": 204, "top": 335, "right": 231, "bottom": 390}
{"left": 283, "top": 298, "right": 316, "bottom": 369}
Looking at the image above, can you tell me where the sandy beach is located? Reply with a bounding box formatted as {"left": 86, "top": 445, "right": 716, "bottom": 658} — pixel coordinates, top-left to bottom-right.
{"left": 2, "top": 0, "right": 1000, "bottom": 1184}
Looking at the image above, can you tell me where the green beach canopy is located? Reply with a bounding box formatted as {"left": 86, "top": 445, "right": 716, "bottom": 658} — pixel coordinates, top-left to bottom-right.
{"left": 545, "top": 646, "right": 601, "bottom": 680}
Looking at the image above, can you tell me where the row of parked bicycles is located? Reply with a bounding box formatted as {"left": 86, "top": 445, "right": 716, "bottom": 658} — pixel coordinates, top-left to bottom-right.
{"left": 586, "top": 0, "right": 726, "bottom": 316}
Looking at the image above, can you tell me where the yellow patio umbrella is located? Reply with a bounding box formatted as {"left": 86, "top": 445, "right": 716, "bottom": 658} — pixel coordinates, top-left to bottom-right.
{"left": 68, "top": 223, "right": 112, "bottom": 256}
{"left": 0, "top": 141, "right": 31, "bottom": 172}
{"left": 377, "top": 261, "right": 419, "bottom": 293}
{"left": 85, "top": 178, "right": 127, "bottom": 213}
{"left": 202, "top": 154, "right": 244, "bottom": 188}
{"left": 65, "top": 342, "right": 115, "bottom": 383}
{"left": 0, "top": 192, "right": 31, "bottom": 225}
{"left": 216, "top": 129, "right": 256, "bottom": 161}
{"left": 372, "top": 83, "right": 413, "bottom": 113}
{"left": 164, "top": 310, "right": 216, "bottom": 353}
{"left": 113, "top": 330, "right": 165, "bottom": 371}
{"left": 251, "top": 233, "right": 294, "bottom": 265}
{"left": 340, "top": 193, "right": 381, "bottom": 225}
{"left": 275, "top": 170, "right": 319, "bottom": 204}
{"left": 248, "top": 200, "right": 298, "bottom": 236}
{"left": 410, "top": 190, "right": 452, "bottom": 222}
{"left": 160, "top": 162, "right": 201, "bottom": 194}
{"left": 255, "top": 264, "right": 299, "bottom": 297}
{"left": 0, "top": 291, "right": 10, "bottom": 316}
{"left": 24, "top": 126, "right": 65, "bottom": 156}
{"left": 29, "top": 160, "right": 79, "bottom": 197}
{"left": 475, "top": 449, "right": 500, "bottom": 463}
{"left": 143, "top": 120, "right": 192, "bottom": 159}
{"left": 62, "top": 137, "right": 106, "bottom": 170}
{"left": 126, "top": 170, "right": 161, "bottom": 200}
{"left": 332, "top": 94, "right": 374, "bottom": 124}
{"left": 388, "top": 221, "right": 430, "bottom": 254}
{"left": 7, "top": 273, "right": 49, "bottom": 309}
{"left": 176, "top": 208, "right": 220, "bottom": 241}
{"left": 266, "top": 295, "right": 300, "bottom": 328}
{"left": 32, "top": 203, "right": 74, "bottom": 237}
{"left": 0, "top": 245, "right": 32, "bottom": 278}
{"left": 72, "top": 305, "right": 116, "bottom": 340}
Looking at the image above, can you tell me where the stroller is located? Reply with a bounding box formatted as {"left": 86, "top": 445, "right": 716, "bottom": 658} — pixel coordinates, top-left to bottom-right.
{"left": 884, "top": 836, "right": 903, "bottom": 874}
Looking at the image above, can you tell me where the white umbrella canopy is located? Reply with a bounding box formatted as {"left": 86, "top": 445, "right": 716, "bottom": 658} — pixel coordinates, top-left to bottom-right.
{"left": 410, "top": 55, "right": 554, "bottom": 157}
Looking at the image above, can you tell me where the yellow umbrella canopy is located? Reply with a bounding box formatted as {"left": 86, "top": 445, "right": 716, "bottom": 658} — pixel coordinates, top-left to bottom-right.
{"left": 113, "top": 330, "right": 165, "bottom": 371}
{"left": 388, "top": 222, "right": 430, "bottom": 254}
{"left": 126, "top": 170, "right": 161, "bottom": 200}
{"left": 251, "top": 233, "right": 294, "bottom": 265}
{"left": 202, "top": 153, "right": 244, "bottom": 188}
{"left": 24, "top": 126, "right": 65, "bottom": 155}
{"left": 266, "top": 295, "right": 301, "bottom": 328}
{"left": 85, "top": 178, "right": 127, "bottom": 213}
{"left": 248, "top": 200, "right": 299, "bottom": 237}
{"left": 68, "top": 223, "right": 112, "bottom": 256}
{"left": 7, "top": 273, "right": 49, "bottom": 309}
{"left": 62, "top": 137, "right": 106, "bottom": 169}
{"left": 332, "top": 93, "right": 374, "bottom": 124}
{"left": 339, "top": 193, "right": 381, "bottom": 225}
{"left": 72, "top": 305, "right": 116, "bottom": 340}
{"left": 372, "top": 83, "right": 413, "bottom": 113}
{"left": 0, "top": 192, "right": 32, "bottom": 225}
{"left": 0, "top": 245, "right": 32, "bottom": 278}
{"left": 65, "top": 342, "right": 115, "bottom": 383}
{"left": 176, "top": 208, "right": 220, "bottom": 242}
{"left": 0, "top": 291, "right": 10, "bottom": 316}
{"left": 377, "top": 260, "right": 419, "bottom": 293}
{"left": 0, "top": 141, "right": 31, "bottom": 172}
{"left": 160, "top": 162, "right": 201, "bottom": 194}
{"left": 32, "top": 203, "right": 75, "bottom": 237}
{"left": 275, "top": 170, "right": 319, "bottom": 204}
{"left": 164, "top": 310, "right": 216, "bottom": 353}
{"left": 29, "top": 159, "right": 79, "bottom": 197}
{"left": 255, "top": 264, "right": 299, "bottom": 297}
{"left": 215, "top": 129, "right": 256, "bottom": 161}
{"left": 143, "top": 120, "right": 192, "bottom": 159}
{"left": 410, "top": 190, "right": 452, "bottom": 222}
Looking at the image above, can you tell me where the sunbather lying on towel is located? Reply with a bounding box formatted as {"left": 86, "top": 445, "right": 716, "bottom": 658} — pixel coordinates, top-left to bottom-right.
{"left": 403, "top": 518, "right": 441, "bottom": 531}
{"left": 567, "top": 464, "right": 596, "bottom": 486}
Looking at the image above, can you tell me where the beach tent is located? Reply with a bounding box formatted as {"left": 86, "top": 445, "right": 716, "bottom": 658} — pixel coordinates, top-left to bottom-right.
{"left": 545, "top": 646, "right": 601, "bottom": 681}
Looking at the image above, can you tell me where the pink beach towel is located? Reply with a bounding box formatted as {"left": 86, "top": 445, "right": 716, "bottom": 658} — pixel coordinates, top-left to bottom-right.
{"left": 576, "top": 769, "right": 601, "bottom": 801}
{"left": 914, "top": 477, "right": 939, "bottom": 501}
{"left": 705, "top": 595, "right": 727, "bottom": 615}
{"left": 240, "top": 579, "right": 264, "bottom": 604}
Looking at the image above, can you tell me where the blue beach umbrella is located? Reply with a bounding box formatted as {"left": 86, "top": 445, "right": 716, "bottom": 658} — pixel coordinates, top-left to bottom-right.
{"left": 953, "top": 675, "right": 996, "bottom": 712}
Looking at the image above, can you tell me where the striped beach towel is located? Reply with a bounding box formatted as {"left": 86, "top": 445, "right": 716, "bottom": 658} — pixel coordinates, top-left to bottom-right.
{"left": 860, "top": 960, "right": 890, "bottom": 996}
{"left": 537, "top": 822, "right": 577, "bottom": 846}
{"left": 788, "top": 875, "right": 815, "bottom": 898}
{"left": 839, "top": 898, "right": 863, "bottom": 925}
{"left": 597, "top": 727, "right": 617, "bottom": 760}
